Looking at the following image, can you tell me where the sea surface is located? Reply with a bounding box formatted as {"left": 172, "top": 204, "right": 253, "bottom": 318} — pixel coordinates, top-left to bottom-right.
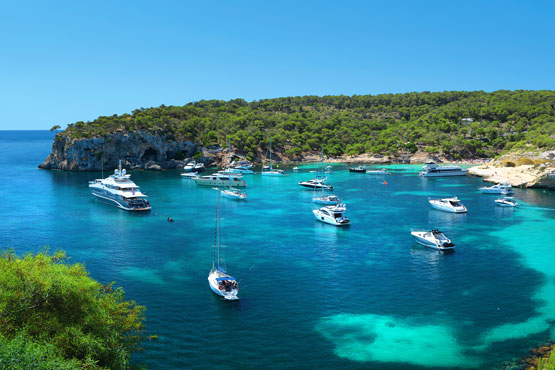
{"left": 1, "top": 130, "right": 555, "bottom": 369}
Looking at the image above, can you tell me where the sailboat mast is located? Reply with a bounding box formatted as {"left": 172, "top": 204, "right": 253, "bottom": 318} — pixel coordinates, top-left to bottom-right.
{"left": 228, "top": 137, "right": 231, "bottom": 168}
{"left": 217, "top": 190, "right": 220, "bottom": 268}
{"left": 269, "top": 137, "right": 272, "bottom": 170}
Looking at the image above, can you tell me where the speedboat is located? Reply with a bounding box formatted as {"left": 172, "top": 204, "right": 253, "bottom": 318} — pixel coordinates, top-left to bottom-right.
{"left": 419, "top": 161, "right": 467, "bottom": 177}
{"left": 222, "top": 188, "right": 247, "bottom": 200}
{"left": 181, "top": 172, "right": 199, "bottom": 179}
{"left": 208, "top": 191, "right": 239, "bottom": 300}
{"left": 313, "top": 204, "right": 350, "bottom": 226}
{"left": 349, "top": 166, "right": 366, "bottom": 173}
{"left": 479, "top": 182, "right": 512, "bottom": 194}
{"left": 367, "top": 168, "right": 389, "bottom": 175}
{"left": 411, "top": 230, "right": 455, "bottom": 251}
{"left": 313, "top": 194, "right": 341, "bottom": 205}
{"left": 194, "top": 173, "right": 246, "bottom": 187}
{"left": 88, "top": 160, "right": 151, "bottom": 211}
{"left": 495, "top": 197, "right": 518, "bottom": 207}
{"left": 428, "top": 196, "right": 467, "bottom": 213}
{"left": 184, "top": 161, "right": 196, "bottom": 172}
{"left": 293, "top": 166, "right": 299, "bottom": 171}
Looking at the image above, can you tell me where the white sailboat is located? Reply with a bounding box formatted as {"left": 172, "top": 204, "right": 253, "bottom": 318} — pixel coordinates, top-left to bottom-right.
{"left": 208, "top": 191, "right": 239, "bottom": 301}
{"left": 262, "top": 137, "right": 285, "bottom": 176}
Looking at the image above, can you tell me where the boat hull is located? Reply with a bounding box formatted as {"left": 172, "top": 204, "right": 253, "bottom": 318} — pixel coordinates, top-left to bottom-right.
{"left": 261, "top": 171, "right": 285, "bottom": 176}
{"left": 194, "top": 179, "right": 246, "bottom": 187}
{"left": 300, "top": 183, "right": 333, "bottom": 190}
{"left": 411, "top": 232, "right": 455, "bottom": 251}
{"left": 208, "top": 275, "right": 239, "bottom": 301}
{"left": 312, "top": 210, "right": 350, "bottom": 226}
{"left": 419, "top": 170, "right": 467, "bottom": 177}
{"left": 91, "top": 191, "right": 151, "bottom": 211}
{"left": 429, "top": 202, "right": 467, "bottom": 213}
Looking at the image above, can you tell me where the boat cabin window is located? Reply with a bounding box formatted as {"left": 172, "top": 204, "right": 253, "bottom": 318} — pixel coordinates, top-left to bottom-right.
{"left": 449, "top": 201, "right": 461, "bottom": 206}
{"left": 333, "top": 213, "right": 343, "bottom": 218}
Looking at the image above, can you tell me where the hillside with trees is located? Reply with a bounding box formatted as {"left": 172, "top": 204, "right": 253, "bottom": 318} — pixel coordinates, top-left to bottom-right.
{"left": 58, "top": 90, "right": 555, "bottom": 161}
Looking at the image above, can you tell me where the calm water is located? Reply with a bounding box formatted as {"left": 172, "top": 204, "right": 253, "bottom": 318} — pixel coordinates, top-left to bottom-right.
{"left": 1, "top": 130, "right": 555, "bottom": 369}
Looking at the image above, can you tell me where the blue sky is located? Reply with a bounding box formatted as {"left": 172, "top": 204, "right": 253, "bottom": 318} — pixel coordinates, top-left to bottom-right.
{"left": 1, "top": 0, "right": 554, "bottom": 130}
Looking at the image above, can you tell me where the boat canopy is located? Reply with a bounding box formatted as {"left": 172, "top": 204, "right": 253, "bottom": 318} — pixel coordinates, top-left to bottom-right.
{"left": 216, "top": 276, "right": 236, "bottom": 282}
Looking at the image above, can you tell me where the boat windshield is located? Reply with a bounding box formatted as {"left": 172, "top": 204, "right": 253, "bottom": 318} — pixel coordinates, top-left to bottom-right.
{"left": 449, "top": 201, "right": 461, "bottom": 207}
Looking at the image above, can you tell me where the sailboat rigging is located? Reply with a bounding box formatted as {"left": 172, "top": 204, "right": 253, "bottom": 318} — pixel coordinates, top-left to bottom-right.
{"left": 261, "top": 136, "right": 285, "bottom": 176}
{"left": 207, "top": 190, "right": 239, "bottom": 300}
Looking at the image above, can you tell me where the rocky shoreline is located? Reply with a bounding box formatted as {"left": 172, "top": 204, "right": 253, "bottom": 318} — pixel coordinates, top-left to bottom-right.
{"left": 38, "top": 131, "right": 451, "bottom": 172}
{"left": 468, "top": 151, "right": 555, "bottom": 190}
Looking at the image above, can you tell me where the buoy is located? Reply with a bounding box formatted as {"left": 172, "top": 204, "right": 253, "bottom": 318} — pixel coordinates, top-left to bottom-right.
{"left": 383, "top": 181, "right": 388, "bottom": 185}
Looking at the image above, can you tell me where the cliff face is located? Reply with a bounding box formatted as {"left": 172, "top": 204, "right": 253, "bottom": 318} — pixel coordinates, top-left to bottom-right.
{"left": 39, "top": 131, "right": 204, "bottom": 171}
{"left": 468, "top": 151, "right": 555, "bottom": 190}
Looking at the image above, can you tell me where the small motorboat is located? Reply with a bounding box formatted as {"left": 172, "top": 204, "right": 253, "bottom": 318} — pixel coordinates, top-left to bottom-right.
{"left": 479, "top": 181, "right": 512, "bottom": 194}
{"left": 349, "top": 166, "right": 366, "bottom": 173}
{"left": 313, "top": 194, "right": 341, "bottom": 205}
{"left": 411, "top": 230, "right": 455, "bottom": 251}
{"left": 495, "top": 197, "right": 518, "bottom": 207}
{"left": 194, "top": 162, "right": 206, "bottom": 172}
{"left": 181, "top": 172, "right": 199, "bottom": 179}
{"left": 183, "top": 161, "right": 196, "bottom": 172}
{"left": 222, "top": 188, "right": 247, "bottom": 200}
{"left": 293, "top": 166, "right": 299, "bottom": 171}
{"left": 429, "top": 196, "right": 467, "bottom": 213}
{"left": 313, "top": 204, "right": 350, "bottom": 226}
{"left": 299, "top": 177, "right": 333, "bottom": 190}
{"left": 367, "top": 168, "right": 389, "bottom": 175}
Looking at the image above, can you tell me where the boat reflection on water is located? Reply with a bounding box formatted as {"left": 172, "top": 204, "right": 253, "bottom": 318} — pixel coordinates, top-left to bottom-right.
{"left": 428, "top": 209, "right": 467, "bottom": 227}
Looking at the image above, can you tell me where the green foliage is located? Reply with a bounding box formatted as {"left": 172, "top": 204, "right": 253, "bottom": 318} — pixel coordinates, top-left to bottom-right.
{"left": 50, "top": 125, "right": 61, "bottom": 132}
{"left": 0, "top": 250, "right": 148, "bottom": 370}
{"left": 538, "top": 349, "right": 555, "bottom": 370}
{"left": 59, "top": 90, "right": 555, "bottom": 159}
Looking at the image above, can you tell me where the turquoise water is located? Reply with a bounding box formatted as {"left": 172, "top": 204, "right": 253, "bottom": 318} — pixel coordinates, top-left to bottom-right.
{"left": 1, "top": 131, "right": 555, "bottom": 369}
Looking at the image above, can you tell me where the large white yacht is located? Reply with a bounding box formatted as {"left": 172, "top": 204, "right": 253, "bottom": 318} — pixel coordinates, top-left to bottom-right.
{"left": 428, "top": 196, "right": 467, "bottom": 213}
{"left": 411, "top": 230, "right": 455, "bottom": 251}
{"left": 88, "top": 161, "right": 151, "bottom": 211}
{"left": 194, "top": 173, "right": 246, "bottom": 187}
{"left": 419, "top": 162, "right": 467, "bottom": 177}
{"left": 313, "top": 204, "right": 350, "bottom": 226}
{"left": 479, "top": 182, "right": 512, "bottom": 194}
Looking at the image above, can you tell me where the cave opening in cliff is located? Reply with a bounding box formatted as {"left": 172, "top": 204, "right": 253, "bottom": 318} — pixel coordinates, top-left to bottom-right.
{"left": 142, "top": 148, "right": 158, "bottom": 162}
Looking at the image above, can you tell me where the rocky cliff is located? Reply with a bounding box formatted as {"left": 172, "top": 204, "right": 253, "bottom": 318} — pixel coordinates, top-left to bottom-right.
{"left": 468, "top": 150, "right": 555, "bottom": 190}
{"left": 39, "top": 131, "right": 207, "bottom": 171}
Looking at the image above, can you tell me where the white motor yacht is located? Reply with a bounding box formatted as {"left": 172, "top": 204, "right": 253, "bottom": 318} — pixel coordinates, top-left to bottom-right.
{"left": 411, "top": 230, "right": 455, "bottom": 251}
{"left": 349, "top": 166, "right": 366, "bottom": 173}
{"left": 222, "top": 188, "right": 247, "bottom": 200}
{"left": 183, "top": 161, "right": 196, "bottom": 172}
{"left": 299, "top": 177, "right": 333, "bottom": 190}
{"left": 230, "top": 165, "right": 254, "bottom": 174}
{"left": 495, "top": 197, "right": 518, "bottom": 207}
{"left": 194, "top": 173, "right": 246, "bottom": 187}
{"left": 88, "top": 161, "right": 151, "bottom": 211}
{"left": 428, "top": 196, "right": 467, "bottom": 213}
{"left": 181, "top": 172, "right": 199, "bottom": 179}
{"left": 208, "top": 191, "right": 239, "bottom": 300}
{"left": 313, "top": 204, "right": 350, "bottom": 226}
{"left": 479, "top": 182, "right": 512, "bottom": 194}
{"left": 313, "top": 194, "right": 341, "bottom": 205}
{"left": 419, "top": 161, "right": 467, "bottom": 177}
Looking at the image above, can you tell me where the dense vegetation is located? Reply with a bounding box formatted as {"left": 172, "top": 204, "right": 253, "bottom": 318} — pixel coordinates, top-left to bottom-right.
{"left": 0, "top": 250, "right": 149, "bottom": 369}
{"left": 61, "top": 90, "right": 555, "bottom": 160}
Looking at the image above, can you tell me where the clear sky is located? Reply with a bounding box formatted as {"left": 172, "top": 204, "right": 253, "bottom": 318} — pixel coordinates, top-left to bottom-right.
{"left": 1, "top": 0, "right": 554, "bottom": 130}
